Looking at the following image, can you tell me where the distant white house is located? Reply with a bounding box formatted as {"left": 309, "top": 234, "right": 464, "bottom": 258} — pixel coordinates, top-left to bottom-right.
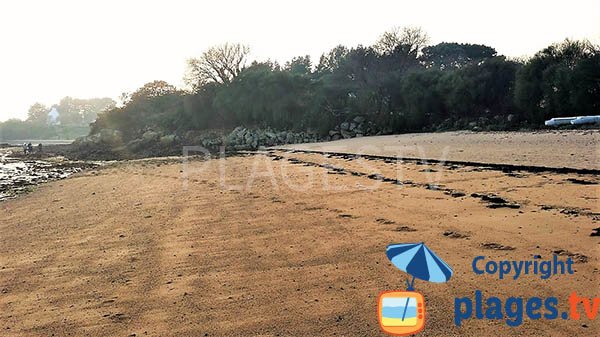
{"left": 48, "top": 107, "right": 60, "bottom": 125}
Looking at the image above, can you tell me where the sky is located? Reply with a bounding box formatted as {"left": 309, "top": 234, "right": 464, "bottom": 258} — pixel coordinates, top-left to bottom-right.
{"left": 0, "top": 0, "right": 598, "bottom": 121}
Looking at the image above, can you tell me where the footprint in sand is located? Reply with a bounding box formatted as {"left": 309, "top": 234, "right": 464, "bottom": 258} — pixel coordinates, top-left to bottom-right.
{"left": 443, "top": 230, "right": 470, "bottom": 239}
{"left": 552, "top": 249, "right": 588, "bottom": 263}
{"left": 394, "top": 226, "right": 416, "bottom": 232}
{"left": 376, "top": 218, "right": 395, "bottom": 225}
{"left": 481, "top": 242, "right": 515, "bottom": 250}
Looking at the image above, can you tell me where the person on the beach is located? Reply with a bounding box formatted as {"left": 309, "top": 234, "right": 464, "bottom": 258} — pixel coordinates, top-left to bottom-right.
{"left": 37, "top": 143, "right": 43, "bottom": 154}
{"left": 27, "top": 143, "right": 33, "bottom": 154}
{"left": 23, "top": 143, "right": 28, "bottom": 155}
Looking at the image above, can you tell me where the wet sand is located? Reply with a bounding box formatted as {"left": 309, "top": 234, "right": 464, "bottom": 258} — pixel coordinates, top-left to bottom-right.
{"left": 0, "top": 144, "right": 599, "bottom": 336}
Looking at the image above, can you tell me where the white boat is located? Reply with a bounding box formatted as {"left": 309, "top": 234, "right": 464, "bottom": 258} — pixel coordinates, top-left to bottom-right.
{"left": 544, "top": 117, "right": 577, "bottom": 126}
{"left": 570, "top": 116, "right": 600, "bottom": 125}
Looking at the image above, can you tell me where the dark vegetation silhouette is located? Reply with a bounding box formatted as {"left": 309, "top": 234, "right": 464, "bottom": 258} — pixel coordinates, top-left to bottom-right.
{"left": 91, "top": 30, "right": 598, "bottom": 143}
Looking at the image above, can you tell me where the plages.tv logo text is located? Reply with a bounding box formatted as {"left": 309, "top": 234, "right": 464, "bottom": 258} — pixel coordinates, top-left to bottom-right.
{"left": 454, "top": 255, "right": 599, "bottom": 327}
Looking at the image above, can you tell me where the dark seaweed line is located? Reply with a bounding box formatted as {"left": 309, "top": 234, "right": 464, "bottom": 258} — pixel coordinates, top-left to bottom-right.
{"left": 271, "top": 148, "right": 600, "bottom": 176}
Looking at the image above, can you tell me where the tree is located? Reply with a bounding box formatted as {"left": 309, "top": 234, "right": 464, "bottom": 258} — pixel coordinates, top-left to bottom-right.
{"left": 129, "top": 81, "right": 180, "bottom": 100}
{"left": 184, "top": 43, "right": 250, "bottom": 91}
{"left": 514, "top": 39, "right": 599, "bottom": 122}
{"left": 56, "top": 96, "right": 116, "bottom": 126}
{"left": 213, "top": 62, "right": 313, "bottom": 129}
{"left": 92, "top": 81, "right": 184, "bottom": 140}
{"left": 374, "top": 26, "right": 429, "bottom": 56}
{"left": 81, "top": 98, "right": 116, "bottom": 124}
{"left": 421, "top": 43, "right": 498, "bottom": 70}
{"left": 27, "top": 103, "right": 49, "bottom": 124}
{"left": 57, "top": 97, "right": 83, "bottom": 125}
{"left": 316, "top": 45, "right": 349, "bottom": 74}
{"left": 285, "top": 55, "right": 312, "bottom": 76}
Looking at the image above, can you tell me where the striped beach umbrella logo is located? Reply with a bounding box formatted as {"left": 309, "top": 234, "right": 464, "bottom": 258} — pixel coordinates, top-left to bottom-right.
{"left": 386, "top": 242, "right": 453, "bottom": 288}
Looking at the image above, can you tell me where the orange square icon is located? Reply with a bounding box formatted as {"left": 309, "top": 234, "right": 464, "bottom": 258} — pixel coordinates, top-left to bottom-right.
{"left": 378, "top": 291, "right": 426, "bottom": 336}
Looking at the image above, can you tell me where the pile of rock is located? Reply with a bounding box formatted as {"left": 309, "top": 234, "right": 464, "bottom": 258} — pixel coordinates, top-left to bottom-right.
{"left": 433, "top": 115, "right": 517, "bottom": 132}
{"left": 72, "top": 128, "right": 123, "bottom": 147}
{"left": 224, "top": 127, "right": 319, "bottom": 150}
{"left": 326, "top": 116, "right": 380, "bottom": 141}
{"left": 72, "top": 126, "right": 323, "bottom": 158}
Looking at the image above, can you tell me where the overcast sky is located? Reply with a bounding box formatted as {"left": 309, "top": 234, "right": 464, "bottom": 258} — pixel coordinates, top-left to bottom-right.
{"left": 0, "top": 0, "right": 598, "bottom": 121}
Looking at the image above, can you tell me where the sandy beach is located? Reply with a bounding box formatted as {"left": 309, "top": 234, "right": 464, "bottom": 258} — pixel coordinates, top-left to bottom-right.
{"left": 279, "top": 130, "right": 600, "bottom": 170}
{"left": 0, "top": 133, "right": 599, "bottom": 336}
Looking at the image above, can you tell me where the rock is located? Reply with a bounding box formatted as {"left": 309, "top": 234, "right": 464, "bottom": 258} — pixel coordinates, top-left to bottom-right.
{"left": 340, "top": 122, "right": 350, "bottom": 131}
{"left": 159, "top": 134, "right": 176, "bottom": 145}
{"left": 349, "top": 122, "right": 357, "bottom": 131}
{"left": 99, "top": 129, "right": 123, "bottom": 144}
{"left": 353, "top": 116, "right": 365, "bottom": 123}
{"left": 340, "top": 129, "right": 354, "bottom": 139}
{"left": 480, "top": 194, "right": 508, "bottom": 204}
{"left": 329, "top": 130, "right": 340, "bottom": 137}
{"left": 507, "top": 114, "right": 515, "bottom": 122}
{"left": 126, "top": 138, "right": 145, "bottom": 151}
{"left": 142, "top": 130, "right": 160, "bottom": 142}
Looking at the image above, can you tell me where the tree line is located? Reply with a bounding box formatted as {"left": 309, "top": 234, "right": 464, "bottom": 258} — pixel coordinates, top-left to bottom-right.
{"left": 0, "top": 97, "right": 115, "bottom": 141}
{"left": 89, "top": 28, "right": 600, "bottom": 141}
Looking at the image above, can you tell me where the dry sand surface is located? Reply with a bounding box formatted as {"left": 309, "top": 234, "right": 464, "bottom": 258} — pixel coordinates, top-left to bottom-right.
{"left": 0, "top": 146, "right": 599, "bottom": 336}
{"left": 279, "top": 130, "right": 600, "bottom": 170}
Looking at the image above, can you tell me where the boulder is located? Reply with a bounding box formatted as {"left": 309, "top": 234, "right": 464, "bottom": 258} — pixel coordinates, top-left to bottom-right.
{"left": 340, "top": 129, "right": 355, "bottom": 139}
{"left": 353, "top": 116, "right": 365, "bottom": 124}
{"left": 99, "top": 129, "right": 122, "bottom": 144}
{"left": 142, "top": 130, "right": 160, "bottom": 142}
{"left": 159, "top": 134, "right": 176, "bottom": 145}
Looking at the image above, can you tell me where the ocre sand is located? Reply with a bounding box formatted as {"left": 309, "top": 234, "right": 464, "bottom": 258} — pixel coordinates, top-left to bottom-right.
{"left": 280, "top": 130, "right": 600, "bottom": 170}
{"left": 1, "top": 133, "right": 599, "bottom": 336}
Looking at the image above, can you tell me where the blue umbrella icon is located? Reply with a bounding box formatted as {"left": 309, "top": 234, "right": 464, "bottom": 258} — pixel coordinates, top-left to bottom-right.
{"left": 385, "top": 242, "right": 453, "bottom": 321}
{"left": 386, "top": 242, "right": 453, "bottom": 289}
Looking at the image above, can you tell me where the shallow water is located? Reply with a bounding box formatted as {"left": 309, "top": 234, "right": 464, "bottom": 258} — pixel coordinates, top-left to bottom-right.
{"left": 0, "top": 149, "right": 95, "bottom": 201}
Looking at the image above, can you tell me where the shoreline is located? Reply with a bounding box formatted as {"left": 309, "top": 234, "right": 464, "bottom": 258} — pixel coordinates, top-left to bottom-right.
{"left": 0, "top": 147, "right": 99, "bottom": 202}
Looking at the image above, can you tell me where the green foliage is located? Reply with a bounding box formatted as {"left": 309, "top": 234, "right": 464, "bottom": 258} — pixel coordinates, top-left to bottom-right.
{"left": 84, "top": 36, "right": 598, "bottom": 145}
{"left": 285, "top": 55, "right": 312, "bottom": 76}
{"left": 92, "top": 81, "right": 183, "bottom": 140}
{"left": 213, "top": 62, "right": 314, "bottom": 130}
{"left": 421, "top": 42, "right": 497, "bottom": 70}
{"left": 515, "top": 39, "right": 599, "bottom": 123}
{"left": 56, "top": 96, "right": 116, "bottom": 125}
{"left": 27, "top": 103, "right": 49, "bottom": 124}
